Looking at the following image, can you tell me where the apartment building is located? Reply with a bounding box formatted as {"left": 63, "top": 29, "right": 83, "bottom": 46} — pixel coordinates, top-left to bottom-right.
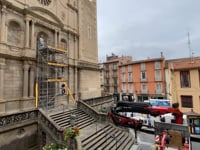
{"left": 119, "top": 53, "right": 165, "bottom": 101}
{"left": 103, "top": 53, "right": 132, "bottom": 96}
{"left": 167, "top": 57, "right": 200, "bottom": 113}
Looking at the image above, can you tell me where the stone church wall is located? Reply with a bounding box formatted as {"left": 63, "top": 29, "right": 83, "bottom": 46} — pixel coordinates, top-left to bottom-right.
{"left": 0, "top": 123, "right": 38, "bottom": 150}
{"left": 0, "top": 0, "right": 100, "bottom": 148}
{"left": 4, "top": 59, "right": 23, "bottom": 99}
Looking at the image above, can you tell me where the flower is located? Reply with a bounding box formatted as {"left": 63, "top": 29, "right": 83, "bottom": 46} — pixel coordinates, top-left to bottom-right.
{"left": 63, "top": 127, "right": 80, "bottom": 141}
{"left": 42, "top": 143, "right": 67, "bottom": 150}
{"left": 42, "top": 143, "right": 58, "bottom": 150}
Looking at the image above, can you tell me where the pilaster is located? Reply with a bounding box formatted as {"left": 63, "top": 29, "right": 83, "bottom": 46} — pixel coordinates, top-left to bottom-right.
{"left": 0, "top": 58, "right": 6, "bottom": 99}
{"left": 23, "top": 62, "right": 29, "bottom": 98}
{"left": 25, "top": 17, "right": 30, "bottom": 48}
{"left": 29, "top": 66, "right": 35, "bottom": 97}
{"left": 54, "top": 29, "right": 58, "bottom": 47}
{"left": 1, "top": 5, "right": 7, "bottom": 43}
{"left": 31, "top": 20, "right": 36, "bottom": 49}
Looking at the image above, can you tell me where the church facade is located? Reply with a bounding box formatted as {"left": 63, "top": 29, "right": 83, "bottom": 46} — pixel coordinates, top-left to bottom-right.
{"left": 0, "top": 0, "right": 100, "bottom": 149}
{"left": 0, "top": 0, "right": 101, "bottom": 115}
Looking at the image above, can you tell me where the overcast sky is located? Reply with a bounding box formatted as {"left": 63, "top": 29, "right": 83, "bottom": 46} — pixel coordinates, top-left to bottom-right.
{"left": 97, "top": 0, "right": 200, "bottom": 62}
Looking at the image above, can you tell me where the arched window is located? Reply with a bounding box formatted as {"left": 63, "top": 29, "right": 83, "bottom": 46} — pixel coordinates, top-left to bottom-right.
{"left": 8, "top": 21, "right": 23, "bottom": 46}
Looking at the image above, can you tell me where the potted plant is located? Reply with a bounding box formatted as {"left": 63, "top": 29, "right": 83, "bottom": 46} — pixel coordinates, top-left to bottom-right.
{"left": 63, "top": 127, "right": 80, "bottom": 141}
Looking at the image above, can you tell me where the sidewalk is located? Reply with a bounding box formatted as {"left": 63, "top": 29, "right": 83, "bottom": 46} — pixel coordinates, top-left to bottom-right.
{"left": 130, "top": 129, "right": 152, "bottom": 150}
{"left": 130, "top": 128, "right": 188, "bottom": 150}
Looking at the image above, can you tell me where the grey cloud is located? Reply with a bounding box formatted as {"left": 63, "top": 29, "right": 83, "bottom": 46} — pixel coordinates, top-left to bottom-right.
{"left": 97, "top": 0, "right": 200, "bottom": 62}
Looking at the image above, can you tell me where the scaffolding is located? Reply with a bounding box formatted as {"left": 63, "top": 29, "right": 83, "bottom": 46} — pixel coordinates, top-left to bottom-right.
{"left": 36, "top": 40, "right": 75, "bottom": 111}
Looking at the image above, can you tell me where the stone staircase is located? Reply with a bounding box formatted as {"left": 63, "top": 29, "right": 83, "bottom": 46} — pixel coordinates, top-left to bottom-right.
{"left": 49, "top": 108, "right": 95, "bottom": 129}
{"left": 45, "top": 108, "right": 135, "bottom": 149}
{"left": 80, "top": 124, "right": 135, "bottom": 150}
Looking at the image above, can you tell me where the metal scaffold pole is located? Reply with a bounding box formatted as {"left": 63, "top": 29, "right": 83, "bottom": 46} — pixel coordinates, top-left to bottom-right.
{"left": 36, "top": 35, "right": 76, "bottom": 113}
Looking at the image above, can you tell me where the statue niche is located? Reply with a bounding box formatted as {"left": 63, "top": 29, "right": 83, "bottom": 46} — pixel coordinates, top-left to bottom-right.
{"left": 7, "top": 21, "right": 24, "bottom": 47}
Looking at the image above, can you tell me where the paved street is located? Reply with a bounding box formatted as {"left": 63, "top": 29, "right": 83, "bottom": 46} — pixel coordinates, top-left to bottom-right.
{"left": 130, "top": 129, "right": 199, "bottom": 150}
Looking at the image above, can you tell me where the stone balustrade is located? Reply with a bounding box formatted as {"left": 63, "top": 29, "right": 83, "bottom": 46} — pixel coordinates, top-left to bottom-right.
{"left": 77, "top": 96, "right": 113, "bottom": 123}
{"left": 0, "top": 109, "right": 38, "bottom": 132}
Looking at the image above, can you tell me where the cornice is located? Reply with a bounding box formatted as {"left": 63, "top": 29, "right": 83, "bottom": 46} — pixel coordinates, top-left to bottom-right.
{"left": 23, "top": 7, "right": 64, "bottom": 29}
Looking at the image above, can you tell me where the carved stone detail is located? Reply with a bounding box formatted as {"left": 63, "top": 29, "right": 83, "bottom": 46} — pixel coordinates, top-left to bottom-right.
{"left": 0, "top": 110, "right": 38, "bottom": 128}
{"left": 38, "top": 0, "right": 52, "bottom": 6}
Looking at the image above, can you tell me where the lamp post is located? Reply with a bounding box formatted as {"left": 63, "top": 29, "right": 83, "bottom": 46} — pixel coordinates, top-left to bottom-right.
{"left": 69, "top": 113, "right": 76, "bottom": 150}
{"left": 110, "top": 133, "right": 117, "bottom": 150}
{"left": 70, "top": 113, "right": 76, "bottom": 127}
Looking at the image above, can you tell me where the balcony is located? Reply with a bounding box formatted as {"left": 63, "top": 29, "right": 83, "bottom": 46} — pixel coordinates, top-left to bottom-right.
{"left": 121, "top": 89, "right": 126, "bottom": 93}
{"left": 156, "top": 90, "right": 162, "bottom": 94}
{"left": 141, "top": 89, "right": 148, "bottom": 94}
{"left": 128, "top": 79, "right": 133, "bottom": 82}
{"left": 104, "top": 83, "right": 110, "bottom": 87}
{"left": 122, "top": 79, "right": 126, "bottom": 83}
{"left": 104, "top": 67, "right": 109, "bottom": 71}
{"left": 104, "top": 75, "right": 109, "bottom": 78}
{"left": 112, "top": 74, "right": 118, "bottom": 78}
{"left": 141, "top": 78, "right": 147, "bottom": 82}
{"left": 128, "top": 89, "right": 133, "bottom": 93}
{"left": 112, "top": 67, "right": 117, "bottom": 71}
{"left": 155, "top": 77, "right": 162, "bottom": 81}
{"left": 113, "top": 83, "right": 118, "bottom": 87}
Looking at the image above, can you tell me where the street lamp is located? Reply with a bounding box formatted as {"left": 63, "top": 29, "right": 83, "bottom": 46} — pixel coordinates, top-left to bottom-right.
{"left": 110, "top": 133, "right": 117, "bottom": 150}
{"left": 69, "top": 113, "right": 77, "bottom": 150}
{"left": 70, "top": 113, "right": 77, "bottom": 127}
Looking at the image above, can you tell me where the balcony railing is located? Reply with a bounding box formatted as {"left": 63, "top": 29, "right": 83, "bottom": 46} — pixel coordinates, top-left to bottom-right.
{"left": 141, "top": 78, "right": 147, "bottom": 82}
{"left": 155, "top": 77, "right": 162, "bottom": 81}
{"left": 141, "top": 89, "right": 148, "bottom": 94}
{"left": 112, "top": 75, "right": 118, "bottom": 78}
{"left": 156, "top": 90, "right": 162, "bottom": 94}
{"left": 112, "top": 67, "right": 117, "bottom": 71}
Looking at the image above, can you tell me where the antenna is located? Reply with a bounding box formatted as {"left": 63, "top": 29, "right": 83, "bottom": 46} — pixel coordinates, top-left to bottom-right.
{"left": 187, "top": 32, "right": 194, "bottom": 63}
{"left": 188, "top": 32, "right": 191, "bottom": 57}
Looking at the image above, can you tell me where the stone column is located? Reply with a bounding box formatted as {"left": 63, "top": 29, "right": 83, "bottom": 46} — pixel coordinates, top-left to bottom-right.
{"left": 74, "top": 36, "right": 78, "bottom": 100}
{"left": 31, "top": 20, "right": 35, "bottom": 49}
{"left": 25, "top": 17, "right": 30, "bottom": 48}
{"left": 74, "top": 68, "right": 78, "bottom": 100}
{"left": 29, "top": 66, "right": 35, "bottom": 97}
{"left": 0, "top": 58, "right": 6, "bottom": 99}
{"left": 23, "top": 62, "right": 29, "bottom": 98}
{"left": 54, "top": 30, "right": 58, "bottom": 47}
{"left": 1, "top": 5, "right": 7, "bottom": 43}
{"left": 57, "top": 30, "right": 60, "bottom": 47}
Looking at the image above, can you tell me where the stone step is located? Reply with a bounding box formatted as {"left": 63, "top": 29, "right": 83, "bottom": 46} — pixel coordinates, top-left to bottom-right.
{"left": 50, "top": 109, "right": 80, "bottom": 119}
{"left": 81, "top": 124, "right": 134, "bottom": 150}
{"left": 93, "top": 128, "right": 125, "bottom": 150}
{"left": 115, "top": 133, "right": 134, "bottom": 150}
{"left": 55, "top": 113, "right": 88, "bottom": 125}
{"left": 82, "top": 125, "right": 117, "bottom": 149}
{"left": 103, "top": 130, "right": 128, "bottom": 150}
{"left": 60, "top": 117, "right": 95, "bottom": 129}
{"left": 81, "top": 124, "right": 111, "bottom": 144}
{"left": 121, "top": 137, "right": 135, "bottom": 150}
{"left": 75, "top": 117, "right": 95, "bottom": 129}
{"left": 97, "top": 130, "right": 124, "bottom": 150}
{"left": 48, "top": 108, "right": 95, "bottom": 130}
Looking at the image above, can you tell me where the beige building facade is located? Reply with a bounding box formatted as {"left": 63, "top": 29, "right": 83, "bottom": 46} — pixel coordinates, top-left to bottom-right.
{"left": 0, "top": 0, "right": 100, "bottom": 115}
{"left": 167, "top": 57, "right": 200, "bottom": 113}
